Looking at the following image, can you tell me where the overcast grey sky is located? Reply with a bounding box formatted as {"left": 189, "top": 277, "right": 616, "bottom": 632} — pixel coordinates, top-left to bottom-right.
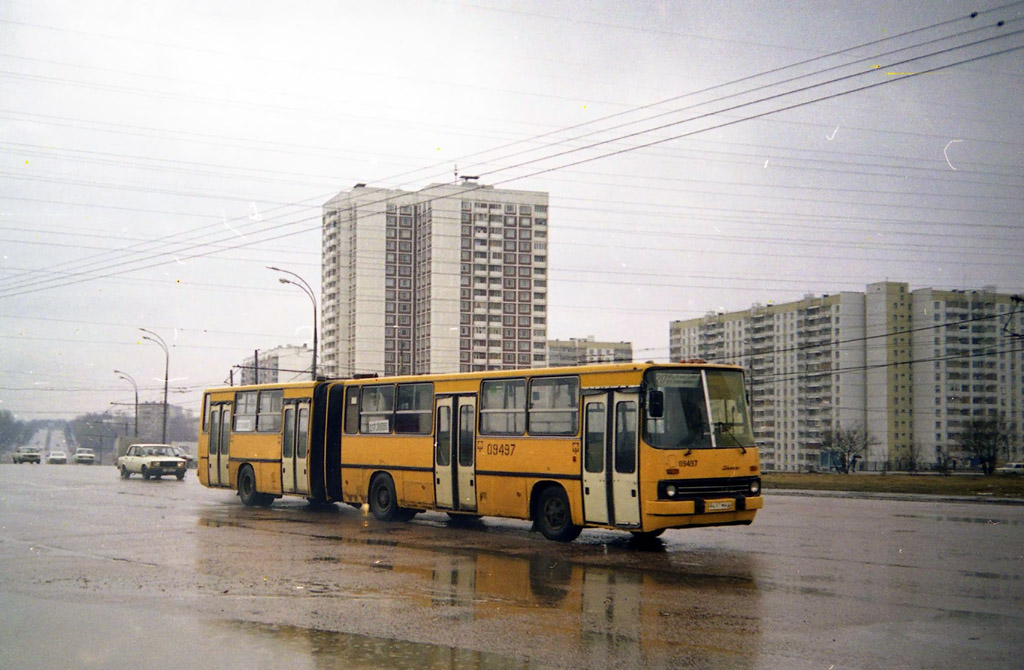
{"left": 1, "top": 0, "right": 1022, "bottom": 420}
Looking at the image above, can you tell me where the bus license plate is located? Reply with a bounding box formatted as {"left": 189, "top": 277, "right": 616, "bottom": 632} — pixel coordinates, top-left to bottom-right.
{"left": 707, "top": 500, "right": 734, "bottom": 512}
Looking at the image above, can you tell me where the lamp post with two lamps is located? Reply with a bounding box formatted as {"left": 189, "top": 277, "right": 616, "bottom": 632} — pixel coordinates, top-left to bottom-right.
{"left": 138, "top": 328, "right": 169, "bottom": 444}
{"left": 267, "top": 266, "right": 318, "bottom": 380}
{"left": 113, "top": 369, "right": 139, "bottom": 437}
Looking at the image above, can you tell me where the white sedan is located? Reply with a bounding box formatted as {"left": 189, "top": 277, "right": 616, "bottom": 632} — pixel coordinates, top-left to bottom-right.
{"left": 117, "top": 444, "right": 187, "bottom": 480}
{"left": 73, "top": 448, "right": 96, "bottom": 465}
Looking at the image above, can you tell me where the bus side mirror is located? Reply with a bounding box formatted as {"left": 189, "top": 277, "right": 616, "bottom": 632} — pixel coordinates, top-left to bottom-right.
{"left": 648, "top": 390, "right": 664, "bottom": 419}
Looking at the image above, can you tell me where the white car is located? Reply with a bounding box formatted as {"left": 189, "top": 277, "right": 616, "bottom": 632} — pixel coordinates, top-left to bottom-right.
{"left": 117, "top": 444, "right": 187, "bottom": 480}
{"left": 996, "top": 462, "right": 1024, "bottom": 475}
{"left": 12, "top": 446, "right": 42, "bottom": 464}
{"left": 73, "top": 448, "right": 96, "bottom": 465}
{"left": 46, "top": 451, "right": 67, "bottom": 464}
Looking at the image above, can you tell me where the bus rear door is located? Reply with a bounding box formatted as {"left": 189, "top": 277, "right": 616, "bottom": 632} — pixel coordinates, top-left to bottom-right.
{"left": 582, "top": 392, "right": 640, "bottom": 528}
{"left": 208, "top": 404, "right": 232, "bottom": 487}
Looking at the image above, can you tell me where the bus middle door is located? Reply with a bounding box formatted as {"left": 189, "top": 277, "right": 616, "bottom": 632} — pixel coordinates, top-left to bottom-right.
{"left": 282, "top": 401, "right": 311, "bottom": 496}
{"left": 433, "top": 395, "right": 477, "bottom": 513}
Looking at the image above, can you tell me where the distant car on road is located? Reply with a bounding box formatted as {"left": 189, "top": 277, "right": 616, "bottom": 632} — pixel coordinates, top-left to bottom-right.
{"left": 996, "top": 462, "right": 1024, "bottom": 475}
{"left": 117, "top": 443, "right": 187, "bottom": 480}
{"left": 12, "top": 446, "right": 42, "bottom": 464}
{"left": 46, "top": 451, "right": 67, "bottom": 464}
{"left": 73, "top": 448, "right": 96, "bottom": 465}
{"left": 168, "top": 446, "right": 197, "bottom": 469}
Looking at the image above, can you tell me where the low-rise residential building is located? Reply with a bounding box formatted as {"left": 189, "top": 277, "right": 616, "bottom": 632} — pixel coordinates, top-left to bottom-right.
{"left": 237, "top": 345, "right": 315, "bottom": 385}
{"left": 547, "top": 337, "right": 632, "bottom": 367}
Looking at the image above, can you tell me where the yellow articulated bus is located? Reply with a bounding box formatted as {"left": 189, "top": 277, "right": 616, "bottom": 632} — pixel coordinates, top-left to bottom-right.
{"left": 197, "top": 362, "right": 763, "bottom": 542}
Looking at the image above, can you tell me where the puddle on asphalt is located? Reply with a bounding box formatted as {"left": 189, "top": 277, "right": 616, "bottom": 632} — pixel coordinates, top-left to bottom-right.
{"left": 224, "top": 620, "right": 554, "bottom": 669}
{"left": 0, "top": 590, "right": 553, "bottom": 670}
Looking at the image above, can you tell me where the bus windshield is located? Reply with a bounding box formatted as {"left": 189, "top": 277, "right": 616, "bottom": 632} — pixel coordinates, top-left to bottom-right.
{"left": 644, "top": 369, "right": 756, "bottom": 450}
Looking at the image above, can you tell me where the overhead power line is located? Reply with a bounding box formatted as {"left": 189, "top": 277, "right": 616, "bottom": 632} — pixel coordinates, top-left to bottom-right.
{"left": 0, "top": 9, "right": 1021, "bottom": 300}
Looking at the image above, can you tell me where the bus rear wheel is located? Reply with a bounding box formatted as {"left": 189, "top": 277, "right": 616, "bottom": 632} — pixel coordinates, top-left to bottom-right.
{"left": 238, "top": 465, "right": 273, "bottom": 507}
{"left": 369, "top": 474, "right": 415, "bottom": 522}
{"left": 535, "top": 485, "right": 581, "bottom": 542}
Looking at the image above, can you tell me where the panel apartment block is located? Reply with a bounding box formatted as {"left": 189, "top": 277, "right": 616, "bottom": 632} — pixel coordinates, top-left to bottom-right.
{"left": 911, "top": 286, "right": 1023, "bottom": 464}
{"left": 322, "top": 182, "right": 549, "bottom": 378}
{"left": 669, "top": 282, "right": 1023, "bottom": 471}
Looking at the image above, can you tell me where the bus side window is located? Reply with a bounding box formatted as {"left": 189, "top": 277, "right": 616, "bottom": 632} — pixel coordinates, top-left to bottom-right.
{"left": 360, "top": 385, "right": 395, "bottom": 434}
{"left": 257, "top": 389, "right": 282, "bottom": 433}
{"left": 395, "top": 383, "right": 433, "bottom": 434}
{"left": 480, "top": 379, "right": 526, "bottom": 435}
{"left": 202, "top": 394, "right": 211, "bottom": 433}
{"left": 234, "top": 391, "right": 257, "bottom": 432}
{"left": 344, "top": 387, "right": 359, "bottom": 434}
{"left": 528, "top": 376, "right": 579, "bottom": 436}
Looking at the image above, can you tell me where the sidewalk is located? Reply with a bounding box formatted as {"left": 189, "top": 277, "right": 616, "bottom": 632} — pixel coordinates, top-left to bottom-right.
{"left": 767, "top": 487, "right": 1024, "bottom": 506}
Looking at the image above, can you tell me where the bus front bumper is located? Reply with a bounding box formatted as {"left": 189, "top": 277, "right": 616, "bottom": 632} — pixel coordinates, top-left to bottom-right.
{"left": 646, "top": 495, "right": 764, "bottom": 517}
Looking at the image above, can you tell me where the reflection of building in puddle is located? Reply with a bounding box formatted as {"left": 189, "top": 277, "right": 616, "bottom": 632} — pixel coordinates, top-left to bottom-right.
{"left": 429, "top": 548, "right": 761, "bottom": 668}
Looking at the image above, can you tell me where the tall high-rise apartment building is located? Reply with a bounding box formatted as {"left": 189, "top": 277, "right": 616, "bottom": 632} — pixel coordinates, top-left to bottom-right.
{"left": 321, "top": 182, "right": 549, "bottom": 377}
{"left": 670, "top": 282, "right": 1023, "bottom": 471}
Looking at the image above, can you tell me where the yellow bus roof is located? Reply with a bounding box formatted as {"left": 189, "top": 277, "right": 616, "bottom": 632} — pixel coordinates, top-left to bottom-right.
{"left": 201, "top": 361, "right": 744, "bottom": 395}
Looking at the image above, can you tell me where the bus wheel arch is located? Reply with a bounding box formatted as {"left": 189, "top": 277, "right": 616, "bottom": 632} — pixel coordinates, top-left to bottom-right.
{"left": 531, "top": 482, "right": 582, "bottom": 542}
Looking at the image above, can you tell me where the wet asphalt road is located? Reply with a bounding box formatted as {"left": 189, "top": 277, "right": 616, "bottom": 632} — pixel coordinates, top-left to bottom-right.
{"left": 1, "top": 465, "right": 1021, "bottom": 669}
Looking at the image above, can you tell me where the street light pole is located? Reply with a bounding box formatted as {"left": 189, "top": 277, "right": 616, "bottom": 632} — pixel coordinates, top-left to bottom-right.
{"left": 139, "top": 328, "right": 169, "bottom": 443}
{"left": 113, "top": 369, "right": 139, "bottom": 436}
{"left": 267, "top": 266, "right": 318, "bottom": 380}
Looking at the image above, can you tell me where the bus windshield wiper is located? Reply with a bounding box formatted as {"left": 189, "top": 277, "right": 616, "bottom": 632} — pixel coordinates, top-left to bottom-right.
{"left": 715, "top": 421, "right": 747, "bottom": 454}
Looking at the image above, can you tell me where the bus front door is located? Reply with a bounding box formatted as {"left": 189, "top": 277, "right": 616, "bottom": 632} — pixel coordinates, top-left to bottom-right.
{"left": 433, "top": 395, "right": 477, "bottom": 513}
{"left": 282, "top": 402, "right": 311, "bottom": 496}
{"left": 208, "top": 404, "right": 232, "bottom": 488}
{"left": 582, "top": 392, "right": 640, "bottom": 528}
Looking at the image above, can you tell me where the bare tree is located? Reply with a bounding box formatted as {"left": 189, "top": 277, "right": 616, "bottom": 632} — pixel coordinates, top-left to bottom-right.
{"left": 820, "top": 424, "right": 875, "bottom": 474}
{"left": 957, "top": 416, "right": 1011, "bottom": 476}
{"left": 900, "top": 443, "right": 925, "bottom": 474}
{"left": 934, "top": 445, "right": 957, "bottom": 476}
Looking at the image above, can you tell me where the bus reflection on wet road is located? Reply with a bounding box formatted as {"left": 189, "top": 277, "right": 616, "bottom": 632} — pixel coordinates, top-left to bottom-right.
{"left": 192, "top": 501, "right": 763, "bottom": 669}
{"left": 1, "top": 467, "right": 1021, "bottom": 669}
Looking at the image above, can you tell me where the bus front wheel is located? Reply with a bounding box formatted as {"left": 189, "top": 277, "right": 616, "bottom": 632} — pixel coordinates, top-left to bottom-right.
{"left": 535, "top": 486, "right": 581, "bottom": 542}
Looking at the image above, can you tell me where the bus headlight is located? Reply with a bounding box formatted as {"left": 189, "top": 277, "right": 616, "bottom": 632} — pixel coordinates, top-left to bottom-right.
{"left": 749, "top": 479, "right": 761, "bottom": 495}
{"left": 665, "top": 484, "right": 677, "bottom": 498}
